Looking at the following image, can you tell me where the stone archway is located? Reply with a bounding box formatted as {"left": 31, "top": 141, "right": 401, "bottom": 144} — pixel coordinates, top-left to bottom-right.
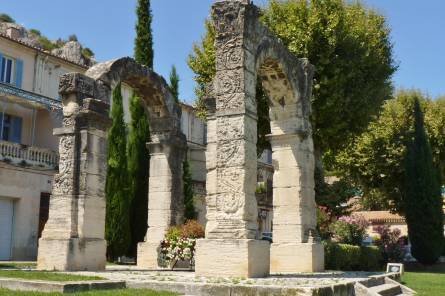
{"left": 195, "top": 0, "right": 323, "bottom": 277}
{"left": 37, "top": 58, "right": 187, "bottom": 271}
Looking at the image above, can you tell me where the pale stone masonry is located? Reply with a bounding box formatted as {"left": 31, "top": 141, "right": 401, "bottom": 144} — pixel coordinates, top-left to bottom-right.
{"left": 194, "top": 0, "right": 323, "bottom": 277}
{"left": 37, "top": 0, "right": 322, "bottom": 276}
{"left": 37, "top": 73, "right": 111, "bottom": 270}
{"left": 37, "top": 58, "right": 187, "bottom": 271}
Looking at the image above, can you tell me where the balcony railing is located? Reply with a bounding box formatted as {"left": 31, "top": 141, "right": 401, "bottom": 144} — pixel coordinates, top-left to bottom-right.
{"left": 0, "top": 82, "right": 62, "bottom": 111}
{"left": 0, "top": 140, "right": 59, "bottom": 170}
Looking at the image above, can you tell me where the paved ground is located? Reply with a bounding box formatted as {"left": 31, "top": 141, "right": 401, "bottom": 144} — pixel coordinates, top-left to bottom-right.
{"left": 67, "top": 265, "right": 380, "bottom": 289}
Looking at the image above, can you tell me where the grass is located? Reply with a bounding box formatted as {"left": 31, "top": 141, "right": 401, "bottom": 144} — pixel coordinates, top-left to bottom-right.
{"left": 402, "top": 271, "right": 445, "bottom": 296}
{"left": 0, "top": 289, "right": 178, "bottom": 295}
{"left": 0, "top": 270, "right": 103, "bottom": 282}
{"left": 0, "top": 263, "right": 36, "bottom": 270}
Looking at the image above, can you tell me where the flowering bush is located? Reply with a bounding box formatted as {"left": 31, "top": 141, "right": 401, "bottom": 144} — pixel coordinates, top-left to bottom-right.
{"left": 160, "top": 220, "right": 204, "bottom": 269}
{"left": 330, "top": 214, "right": 369, "bottom": 246}
{"left": 373, "top": 225, "right": 405, "bottom": 263}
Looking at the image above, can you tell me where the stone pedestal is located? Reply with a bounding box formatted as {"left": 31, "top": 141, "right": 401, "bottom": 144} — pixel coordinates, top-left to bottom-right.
{"left": 38, "top": 238, "right": 106, "bottom": 271}
{"left": 195, "top": 239, "right": 270, "bottom": 278}
{"left": 270, "top": 242, "right": 324, "bottom": 273}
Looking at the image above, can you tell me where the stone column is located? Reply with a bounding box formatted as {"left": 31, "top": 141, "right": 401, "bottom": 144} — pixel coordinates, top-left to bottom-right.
{"left": 137, "top": 131, "right": 187, "bottom": 269}
{"left": 268, "top": 132, "right": 324, "bottom": 273}
{"left": 195, "top": 0, "right": 270, "bottom": 278}
{"left": 37, "top": 73, "right": 111, "bottom": 271}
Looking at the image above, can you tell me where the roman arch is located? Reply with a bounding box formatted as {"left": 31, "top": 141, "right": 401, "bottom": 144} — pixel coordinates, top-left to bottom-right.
{"left": 37, "top": 58, "right": 187, "bottom": 271}
{"left": 194, "top": 0, "right": 323, "bottom": 277}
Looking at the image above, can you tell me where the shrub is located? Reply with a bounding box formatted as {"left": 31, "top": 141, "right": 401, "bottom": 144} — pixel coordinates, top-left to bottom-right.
{"left": 373, "top": 225, "right": 405, "bottom": 263}
{"left": 181, "top": 220, "right": 205, "bottom": 239}
{"left": 359, "top": 245, "right": 383, "bottom": 271}
{"left": 324, "top": 242, "right": 382, "bottom": 271}
{"left": 160, "top": 220, "right": 204, "bottom": 269}
{"left": 330, "top": 214, "right": 369, "bottom": 245}
{"left": 0, "top": 14, "right": 15, "bottom": 23}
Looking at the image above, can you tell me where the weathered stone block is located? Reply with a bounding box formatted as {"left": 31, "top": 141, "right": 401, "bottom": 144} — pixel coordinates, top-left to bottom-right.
{"left": 195, "top": 239, "right": 270, "bottom": 278}
{"left": 37, "top": 238, "right": 106, "bottom": 271}
{"left": 270, "top": 242, "right": 324, "bottom": 273}
{"left": 137, "top": 241, "right": 162, "bottom": 269}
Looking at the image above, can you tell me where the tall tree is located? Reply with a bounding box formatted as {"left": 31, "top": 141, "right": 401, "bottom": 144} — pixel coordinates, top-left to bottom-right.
{"left": 127, "top": 92, "right": 150, "bottom": 256}
{"left": 105, "top": 83, "right": 131, "bottom": 260}
{"left": 169, "top": 65, "right": 180, "bottom": 102}
{"left": 135, "top": 0, "right": 154, "bottom": 68}
{"left": 128, "top": 0, "right": 153, "bottom": 257}
{"left": 333, "top": 91, "right": 445, "bottom": 214}
{"left": 404, "top": 99, "right": 444, "bottom": 264}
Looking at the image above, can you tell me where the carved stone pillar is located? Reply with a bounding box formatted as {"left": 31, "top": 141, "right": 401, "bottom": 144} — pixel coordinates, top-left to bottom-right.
{"left": 268, "top": 132, "right": 324, "bottom": 273}
{"left": 137, "top": 130, "right": 187, "bottom": 269}
{"left": 37, "top": 73, "right": 111, "bottom": 271}
{"left": 195, "top": 0, "right": 270, "bottom": 278}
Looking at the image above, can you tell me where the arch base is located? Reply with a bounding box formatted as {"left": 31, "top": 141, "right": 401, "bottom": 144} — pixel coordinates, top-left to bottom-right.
{"left": 270, "top": 242, "right": 324, "bottom": 273}
{"left": 195, "top": 239, "right": 270, "bottom": 278}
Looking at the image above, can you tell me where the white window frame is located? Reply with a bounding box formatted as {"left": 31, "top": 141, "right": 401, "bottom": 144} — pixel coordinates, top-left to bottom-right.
{"left": 1, "top": 55, "right": 15, "bottom": 84}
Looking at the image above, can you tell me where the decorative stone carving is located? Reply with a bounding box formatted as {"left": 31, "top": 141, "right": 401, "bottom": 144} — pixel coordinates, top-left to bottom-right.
{"left": 196, "top": 0, "right": 323, "bottom": 277}
{"left": 37, "top": 58, "right": 187, "bottom": 271}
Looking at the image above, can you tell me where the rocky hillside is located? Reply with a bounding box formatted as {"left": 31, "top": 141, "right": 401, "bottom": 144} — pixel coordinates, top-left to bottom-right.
{"left": 0, "top": 15, "right": 95, "bottom": 67}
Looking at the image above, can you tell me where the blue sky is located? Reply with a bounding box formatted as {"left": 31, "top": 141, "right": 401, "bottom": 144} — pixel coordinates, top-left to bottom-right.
{"left": 2, "top": 0, "right": 444, "bottom": 103}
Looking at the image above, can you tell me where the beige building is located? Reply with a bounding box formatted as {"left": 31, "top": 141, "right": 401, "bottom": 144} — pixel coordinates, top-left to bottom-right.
{"left": 0, "top": 26, "right": 88, "bottom": 261}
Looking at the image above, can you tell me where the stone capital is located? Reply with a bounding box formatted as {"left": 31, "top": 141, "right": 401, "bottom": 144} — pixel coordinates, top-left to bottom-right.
{"left": 59, "top": 73, "right": 95, "bottom": 98}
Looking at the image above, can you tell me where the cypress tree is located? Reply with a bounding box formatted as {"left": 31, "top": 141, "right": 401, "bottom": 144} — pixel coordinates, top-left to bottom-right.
{"left": 404, "top": 99, "right": 444, "bottom": 264}
{"left": 127, "top": 92, "right": 150, "bottom": 256}
{"left": 105, "top": 83, "right": 131, "bottom": 260}
{"left": 128, "top": 0, "right": 153, "bottom": 257}
{"left": 183, "top": 159, "right": 196, "bottom": 220}
{"left": 169, "top": 65, "right": 180, "bottom": 102}
{"left": 135, "top": 0, "right": 154, "bottom": 68}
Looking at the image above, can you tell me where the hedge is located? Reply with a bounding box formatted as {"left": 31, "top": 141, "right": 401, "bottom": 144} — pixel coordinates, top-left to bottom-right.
{"left": 324, "top": 242, "right": 382, "bottom": 271}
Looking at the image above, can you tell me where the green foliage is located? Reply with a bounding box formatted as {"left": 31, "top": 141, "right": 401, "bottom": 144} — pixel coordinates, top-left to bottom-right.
{"left": 105, "top": 83, "right": 131, "bottom": 260}
{"left": 135, "top": 0, "right": 154, "bottom": 68}
{"left": 127, "top": 92, "right": 150, "bottom": 256}
{"left": 183, "top": 160, "right": 196, "bottom": 220}
{"left": 38, "top": 36, "right": 58, "bottom": 51}
{"left": 315, "top": 175, "right": 355, "bottom": 218}
{"left": 169, "top": 65, "right": 180, "bottom": 102}
{"left": 188, "top": 19, "right": 216, "bottom": 106}
{"left": 330, "top": 214, "right": 369, "bottom": 246}
{"left": 324, "top": 242, "right": 382, "bottom": 271}
{"left": 333, "top": 90, "right": 445, "bottom": 214}
{"left": 404, "top": 99, "right": 444, "bottom": 265}
{"left": 68, "top": 34, "right": 78, "bottom": 42}
{"left": 82, "top": 47, "right": 94, "bottom": 58}
{"left": 263, "top": 0, "right": 396, "bottom": 154}
{"left": 0, "top": 13, "right": 15, "bottom": 23}
{"left": 29, "top": 29, "right": 41, "bottom": 36}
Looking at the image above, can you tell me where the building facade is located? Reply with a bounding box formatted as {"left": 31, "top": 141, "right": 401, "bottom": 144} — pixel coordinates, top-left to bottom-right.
{"left": 0, "top": 26, "right": 88, "bottom": 261}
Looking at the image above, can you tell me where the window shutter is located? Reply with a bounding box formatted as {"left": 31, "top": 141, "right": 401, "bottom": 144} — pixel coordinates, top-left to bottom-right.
{"left": 0, "top": 112, "right": 3, "bottom": 140}
{"left": 15, "top": 58, "right": 23, "bottom": 88}
{"left": 0, "top": 53, "right": 4, "bottom": 82}
{"left": 11, "top": 116, "right": 22, "bottom": 144}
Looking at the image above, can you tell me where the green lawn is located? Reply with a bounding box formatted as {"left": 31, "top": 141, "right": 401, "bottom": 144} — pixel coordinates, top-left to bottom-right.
{"left": 0, "top": 271, "right": 103, "bottom": 282}
{"left": 0, "top": 289, "right": 177, "bottom": 296}
{"left": 0, "top": 263, "right": 36, "bottom": 270}
{"left": 402, "top": 272, "right": 445, "bottom": 296}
